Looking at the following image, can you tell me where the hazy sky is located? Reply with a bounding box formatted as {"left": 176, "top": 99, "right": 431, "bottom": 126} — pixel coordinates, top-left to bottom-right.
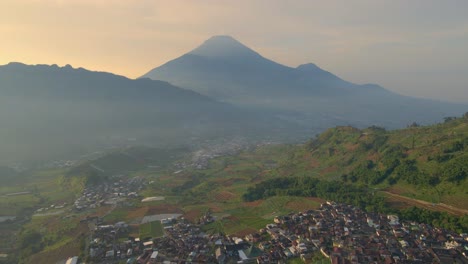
{"left": 1, "top": 0, "right": 467, "bottom": 102}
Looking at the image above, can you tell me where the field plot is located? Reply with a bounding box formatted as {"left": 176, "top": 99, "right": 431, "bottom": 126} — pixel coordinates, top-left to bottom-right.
{"left": 141, "top": 214, "right": 182, "bottom": 224}
{"left": 203, "top": 196, "right": 322, "bottom": 236}
{"left": 139, "top": 221, "right": 164, "bottom": 239}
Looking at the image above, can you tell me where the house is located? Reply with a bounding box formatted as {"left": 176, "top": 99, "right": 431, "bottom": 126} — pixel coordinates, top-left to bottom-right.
{"left": 105, "top": 250, "right": 115, "bottom": 258}
{"left": 216, "top": 248, "right": 226, "bottom": 264}
{"left": 241, "top": 244, "right": 263, "bottom": 262}
{"left": 65, "top": 256, "right": 78, "bottom": 264}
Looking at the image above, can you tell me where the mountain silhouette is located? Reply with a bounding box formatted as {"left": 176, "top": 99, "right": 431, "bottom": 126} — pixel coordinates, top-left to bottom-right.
{"left": 142, "top": 36, "right": 467, "bottom": 129}
{"left": 0, "top": 62, "right": 296, "bottom": 164}
{"left": 189, "top": 35, "right": 262, "bottom": 59}
{"left": 142, "top": 35, "right": 384, "bottom": 98}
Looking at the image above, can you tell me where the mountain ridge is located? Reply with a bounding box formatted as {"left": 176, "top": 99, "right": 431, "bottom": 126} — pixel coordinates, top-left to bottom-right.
{"left": 0, "top": 62, "right": 299, "bottom": 165}
{"left": 141, "top": 35, "right": 467, "bottom": 130}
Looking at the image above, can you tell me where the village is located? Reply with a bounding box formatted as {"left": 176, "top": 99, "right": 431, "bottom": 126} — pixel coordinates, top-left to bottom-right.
{"left": 76, "top": 202, "right": 468, "bottom": 264}
{"left": 73, "top": 175, "right": 143, "bottom": 211}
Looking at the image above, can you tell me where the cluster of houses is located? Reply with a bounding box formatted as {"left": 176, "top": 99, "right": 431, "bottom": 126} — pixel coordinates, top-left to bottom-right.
{"left": 84, "top": 216, "right": 263, "bottom": 264}
{"left": 249, "top": 202, "right": 468, "bottom": 263}
{"left": 87, "top": 220, "right": 140, "bottom": 262}
{"left": 43, "top": 159, "right": 77, "bottom": 168}
{"left": 81, "top": 201, "right": 468, "bottom": 263}
{"left": 174, "top": 139, "right": 253, "bottom": 170}
{"left": 35, "top": 202, "right": 68, "bottom": 214}
{"left": 84, "top": 217, "right": 210, "bottom": 263}
{"left": 74, "top": 175, "right": 143, "bottom": 210}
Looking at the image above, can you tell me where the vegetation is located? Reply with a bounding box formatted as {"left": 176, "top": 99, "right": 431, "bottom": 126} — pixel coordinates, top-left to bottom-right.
{"left": 17, "top": 230, "right": 44, "bottom": 262}
{"left": 275, "top": 114, "right": 468, "bottom": 208}
{"left": 139, "top": 221, "right": 164, "bottom": 239}
{"left": 243, "top": 177, "right": 387, "bottom": 213}
{"left": 241, "top": 114, "right": 468, "bottom": 232}
{"left": 400, "top": 207, "right": 468, "bottom": 233}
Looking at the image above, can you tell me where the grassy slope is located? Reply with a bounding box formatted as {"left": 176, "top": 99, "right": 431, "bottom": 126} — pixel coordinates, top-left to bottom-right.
{"left": 274, "top": 115, "right": 468, "bottom": 210}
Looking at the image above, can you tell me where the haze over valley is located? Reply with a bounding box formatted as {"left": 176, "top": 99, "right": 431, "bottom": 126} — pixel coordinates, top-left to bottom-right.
{"left": 1, "top": 36, "right": 466, "bottom": 166}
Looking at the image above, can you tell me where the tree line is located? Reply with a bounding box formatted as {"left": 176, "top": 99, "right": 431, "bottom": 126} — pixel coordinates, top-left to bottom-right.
{"left": 243, "top": 177, "right": 467, "bottom": 233}
{"left": 242, "top": 177, "right": 387, "bottom": 213}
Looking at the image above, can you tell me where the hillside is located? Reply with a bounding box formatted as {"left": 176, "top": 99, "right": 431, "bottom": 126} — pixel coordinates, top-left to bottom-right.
{"left": 269, "top": 114, "right": 468, "bottom": 209}
{"left": 59, "top": 114, "right": 468, "bottom": 214}
{"left": 0, "top": 62, "right": 297, "bottom": 165}
{"left": 142, "top": 35, "right": 467, "bottom": 131}
{"left": 149, "top": 114, "right": 468, "bottom": 220}
{"left": 64, "top": 146, "right": 189, "bottom": 185}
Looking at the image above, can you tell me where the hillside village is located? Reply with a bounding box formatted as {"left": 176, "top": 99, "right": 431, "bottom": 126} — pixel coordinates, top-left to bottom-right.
{"left": 73, "top": 176, "right": 143, "bottom": 211}
{"left": 79, "top": 202, "right": 468, "bottom": 264}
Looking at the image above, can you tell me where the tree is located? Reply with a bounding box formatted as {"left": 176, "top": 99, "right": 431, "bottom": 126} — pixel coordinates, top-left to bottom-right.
{"left": 442, "top": 156, "right": 467, "bottom": 183}
{"left": 444, "top": 116, "right": 456, "bottom": 123}
{"left": 18, "top": 230, "right": 44, "bottom": 261}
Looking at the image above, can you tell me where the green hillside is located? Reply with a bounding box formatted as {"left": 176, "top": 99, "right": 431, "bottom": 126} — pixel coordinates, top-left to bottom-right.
{"left": 271, "top": 113, "right": 468, "bottom": 208}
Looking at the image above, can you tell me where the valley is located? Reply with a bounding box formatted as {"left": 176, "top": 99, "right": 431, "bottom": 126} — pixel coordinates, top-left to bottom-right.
{"left": 1, "top": 115, "right": 467, "bottom": 263}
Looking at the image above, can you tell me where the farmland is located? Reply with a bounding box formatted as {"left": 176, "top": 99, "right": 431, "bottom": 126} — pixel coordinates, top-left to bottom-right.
{"left": 139, "top": 221, "right": 164, "bottom": 239}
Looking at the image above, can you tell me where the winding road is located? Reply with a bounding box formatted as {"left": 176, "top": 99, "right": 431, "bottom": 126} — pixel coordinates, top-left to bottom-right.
{"left": 382, "top": 191, "right": 468, "bottom": 216}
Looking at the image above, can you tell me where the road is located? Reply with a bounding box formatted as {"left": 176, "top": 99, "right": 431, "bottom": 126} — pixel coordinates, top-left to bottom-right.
{"left": 382, "top": 191, "right": 468, "bottom": 216}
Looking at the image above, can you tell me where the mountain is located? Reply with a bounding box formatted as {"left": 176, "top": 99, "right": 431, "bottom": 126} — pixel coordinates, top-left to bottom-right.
{"left": 143, "top": 35, "right": 357, "bottom": 99}
{"left": 142, "top": 35, "right": 467, "bottom": 130}
{"left": 0, "top": 63, "right": 295, "bottom": 165}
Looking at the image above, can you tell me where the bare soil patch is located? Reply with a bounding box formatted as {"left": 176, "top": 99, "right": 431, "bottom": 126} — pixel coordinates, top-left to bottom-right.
{"left": 385, "top": 186, "right": 405, "bottom": 195}
{"left": 285, "top": 198, "right": 322, "bottom": 212}
{"left": 214, "top": 191, "right": 236, "bottom": 201}
{"left": 233, "top": 228, "right": 257, "bottom": 237}
{"left": 366, "top": 152, "right": 380, "bottom": 162}
{"left": 320, "top": 165, "right": 338, "bottom": 175}
{"left": 147, "top": 204, "right": 183, "bottom": 215}
{"left": 307, "top": 158, "right": 320, "bottom": 169}
{"left": 86, "top": 205, "right": 113, "bottom": 218}
{"left": 208, "top": 204, "right": 223, "bottom": 213}
{"left": 306, "top": 197, "right": 326, "bottom": 203}
{"left": 244, "top": 200, "right": 263, "bottom": 207}
{"left": 183, "top": 209, "right": 202, "bottom": 222}
{"left": 127, "top": 206, "right": 149, "bottom": 219}
{"left": 344, "top": 143, "right": 359, "bottom": 152}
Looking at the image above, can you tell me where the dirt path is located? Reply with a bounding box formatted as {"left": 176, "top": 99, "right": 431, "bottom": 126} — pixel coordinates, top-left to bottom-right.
{"left": 33, "top": 209, "right": 65, "bottom": 217}
{"left": 382, "top": 191, "right": 468, "bottom": 216}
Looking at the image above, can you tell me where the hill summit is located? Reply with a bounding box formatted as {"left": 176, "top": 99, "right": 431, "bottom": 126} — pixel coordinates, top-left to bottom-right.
{"left": 189, "top": 35, "right": 261, "bottom": 59}
{"left": 141, "top": 36, "right": 467, "bottom": 131}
